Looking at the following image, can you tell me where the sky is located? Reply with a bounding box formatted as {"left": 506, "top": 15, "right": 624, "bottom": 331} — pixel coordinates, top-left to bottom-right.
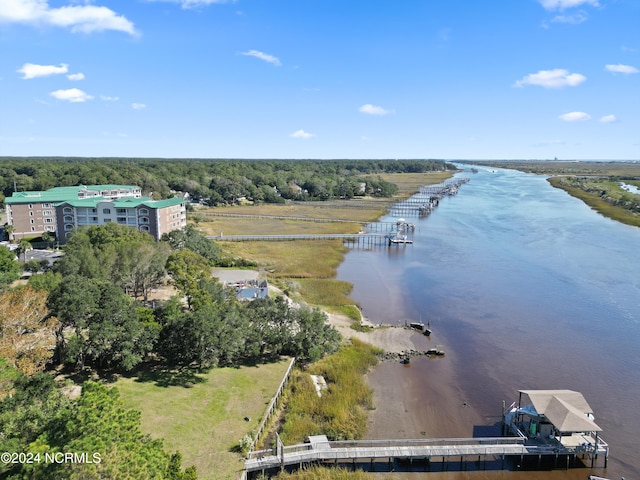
{"left": 1, "top": 0, "right": 639, "bottom": 160}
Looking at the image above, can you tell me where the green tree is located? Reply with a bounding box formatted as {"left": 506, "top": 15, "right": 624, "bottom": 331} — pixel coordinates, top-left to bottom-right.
{"left": 3, "top": 223, "right": 14, "bottom": 243}
{"left": 162, "top": 224, "right": 221, "bottom": 265}
{"left": 0, "top": 245, "right": 21, "bottom": 286}
{"left": 165, "top": 249, "right": 211, "bottom": 310}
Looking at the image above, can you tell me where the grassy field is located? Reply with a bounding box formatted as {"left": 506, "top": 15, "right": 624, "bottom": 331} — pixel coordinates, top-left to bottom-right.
{"left": 115, "top": 358, "right": 292, "bottom": 480}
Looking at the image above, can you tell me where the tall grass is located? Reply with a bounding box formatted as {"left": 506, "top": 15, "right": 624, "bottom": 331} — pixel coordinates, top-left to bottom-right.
{"left": 549, "top": 177, "right": 640, "bottom": 228}
{"left": 279, "top": 339, "right": 382, "bottom": 444}
{"left": 273, "top": 465, "right": 380, "bottom": 480}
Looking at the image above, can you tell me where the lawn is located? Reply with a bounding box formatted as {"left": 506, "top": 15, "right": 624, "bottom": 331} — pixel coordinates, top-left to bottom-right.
{"left": 115, "top": 358, "right": 293, "bottom": 480}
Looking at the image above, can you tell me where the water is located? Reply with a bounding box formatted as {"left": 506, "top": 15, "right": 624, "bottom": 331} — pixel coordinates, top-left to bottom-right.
{"left": 338, "top": 166, "right": 640, "bottom": 478}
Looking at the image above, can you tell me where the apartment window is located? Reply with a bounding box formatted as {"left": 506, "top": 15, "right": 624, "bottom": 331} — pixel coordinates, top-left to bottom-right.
{"left": 140, "top": 225, "right": 150, "bottom": 232}
{"left": 117, "top": 217, "right": 127, "bottom": 223}
{"left": 139, "top": 208, "right": 149, "bottom": 215}
{"left": 103, "top": 208, "right": 111, "bottom": 214}
{"left": 43, "top": 203, "right": 50, "bottom": 208}
{"left": 29, "top": 204, "right": 33, "bottom": 209}
{"left": 45, "top": 226, "right": 54, "bottom": 232}
{"left": 140, "top": 217, "right": 149, "bottom": 224}
{"left": 43, "top": 210, "right": 52, "bottom": 216}
{"left": 44, "top": 218, "right": 53, "bottom": 223}
{"left": 64, "top": 216, "right": 73, "bottom": 222}
{"left": 29, "top": 211, "right": 34, "bottom": 216}
{"left": 117, "top": 208, "right": 127, "bottom": 214}
{"left": 103, "top": 218, "right": 111, "bottom": 223}
{"left": 64, "top": 224, "right": 73, "bottom": 231}
{"left": 63, "top": 207, "right": 73, "bottom": 214}
{"left": 31, "top": 227, "right": 35, "bottom": 232}
{"left": 30, "top": 219, "right": 34, "bottom": 224}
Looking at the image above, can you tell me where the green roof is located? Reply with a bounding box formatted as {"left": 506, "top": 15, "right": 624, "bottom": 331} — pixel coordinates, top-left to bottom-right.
{"left": 59, "top": 197, "right": 184, "bottom": 209}
{"left": 5, "top": 185, "right": 139, "bottom": 205}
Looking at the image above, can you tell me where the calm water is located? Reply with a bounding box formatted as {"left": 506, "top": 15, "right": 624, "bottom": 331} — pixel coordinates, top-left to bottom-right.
{"left": 338, "top": 166, "right": 640, "bottom": 478}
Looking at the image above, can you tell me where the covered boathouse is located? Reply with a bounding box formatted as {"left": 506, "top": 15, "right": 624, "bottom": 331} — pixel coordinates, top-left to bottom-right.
{"left": 503, "top": 389, "right": 609, "bottom": 468}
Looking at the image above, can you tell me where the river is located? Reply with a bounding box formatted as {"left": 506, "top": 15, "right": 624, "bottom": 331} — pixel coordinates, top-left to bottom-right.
{"left": 337, "top": 165, "right": 640, "bottom": 479}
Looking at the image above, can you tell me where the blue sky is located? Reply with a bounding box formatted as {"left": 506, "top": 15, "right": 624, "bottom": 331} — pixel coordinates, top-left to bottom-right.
{"left": 1, "top": 0, "right": 639, "bottom": 160}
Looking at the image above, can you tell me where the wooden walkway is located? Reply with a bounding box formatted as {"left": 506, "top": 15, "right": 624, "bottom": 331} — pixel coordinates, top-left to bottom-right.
{"left": 245, "top": 435, "right": 610, "bottom": 475}
{"left": 245, "top": 437, "right": 527, "bottom": 473}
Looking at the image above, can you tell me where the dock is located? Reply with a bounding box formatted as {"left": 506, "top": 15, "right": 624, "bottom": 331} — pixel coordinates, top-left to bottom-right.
{"left": 244, "top": 389, "right": 610, "bottom": 478}
{"left": 246, "top": 436, "right": 528, "bottom": 475}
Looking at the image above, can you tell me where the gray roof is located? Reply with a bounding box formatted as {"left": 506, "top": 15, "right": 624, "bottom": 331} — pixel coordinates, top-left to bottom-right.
{"left": 520, "top": 389, "right": 601, "bottom": 433}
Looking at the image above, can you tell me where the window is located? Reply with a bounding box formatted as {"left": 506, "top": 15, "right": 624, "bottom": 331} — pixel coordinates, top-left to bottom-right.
{"left": 30, "top": 219, "right": 34, "bottom": 224}
{"left": 117, "top": 217, "right": 127, "bottom": 223}
{"left": 103, "top": 218, "right": 111, "bottom": 223}
{"left": 31, "top": 227, "right": 35, "bottom": 232}
{"left": 45, "top": 226, "right": 54, "bottom": 231}
{"left": 43, "top": 210, "right": 52, "bottom": 216}
{"left": 64, "top": 224, "right": 73, "bottom": 231}
{"left": 103, "top": 208, "right": 111, "bottom": 214}
{"left": 140, "top": 225, "right": 150, "bottom": 232}
{"left": 140, "top": 217, "right": 149, "bottom": 224}
{"left": 43, "top": 203, "right": 50, "bottom": 208}
{"left": 63, "top": 207, "right": 73, "bottom": 214}
{"left": 29, "top": 204, "right": 33, "bottom": 209}
{"left": 64, "top": 216, "right": 73, "bottom": 222}
{"left": 44, "top": 218, "right": 53, "bottom": 223}
{"left": 29, "top": 211, "right": 34, "bottom": 216}
{"left": 139, "top": 208, "right": 149, "bottom": 215}
{"left": 117, "top": 208, "right": 127, "bottom": 214}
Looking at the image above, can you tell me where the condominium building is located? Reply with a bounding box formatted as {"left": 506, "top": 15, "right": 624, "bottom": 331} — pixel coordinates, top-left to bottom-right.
{"left": 5, "top": 184, "right": 186, "bottom": 242}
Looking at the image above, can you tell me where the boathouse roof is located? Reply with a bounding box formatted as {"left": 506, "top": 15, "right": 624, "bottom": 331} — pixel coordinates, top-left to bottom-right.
{"left": 520, "top": 389, "right": 602, "bottom": 433}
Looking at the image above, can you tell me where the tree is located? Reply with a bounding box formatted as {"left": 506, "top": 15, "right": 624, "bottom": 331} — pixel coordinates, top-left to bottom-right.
{"left": 162, "top": 224, "right": 221, "bottom": 265}
{"left": 165, "top": 249, "right": 211, "bottom": 310}
{"left": 0, "top": 245, "right": 21, "bottom": 286}
{"left": 0, "top": 287, "right": 60, "bottom": 375}
{"left": 284, "top": 307, "right": 341, "bottom": 363}
{"left": 7, "top": 381, "right": 197, "bottom": 480}
{"left": 3, "top": 223, "right": 15, "bottom": 243}
{"left": 16, "top": 238, "right": 31, "bottom": 263}
{"left": 47, "top": 277, "right": 158, "bottom": 370}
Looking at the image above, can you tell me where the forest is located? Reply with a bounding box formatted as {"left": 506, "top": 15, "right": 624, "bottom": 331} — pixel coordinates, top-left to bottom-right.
{"left": 0, "top": 157, "right": 454, "bottom": 206}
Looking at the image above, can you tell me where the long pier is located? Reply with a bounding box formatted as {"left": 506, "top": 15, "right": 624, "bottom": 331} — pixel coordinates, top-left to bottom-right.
{"left": 245, "top": 436, "right": 526, "bottom": 475}
{"left": 208, "top": 233, "right": 413, "bottom": 246}
{"left": 245, "top": 434, "right": 609, "bottom": 477}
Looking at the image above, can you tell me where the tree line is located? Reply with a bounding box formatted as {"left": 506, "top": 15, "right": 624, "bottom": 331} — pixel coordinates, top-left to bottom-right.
{"left": 0, "top": 157, "right": 454, "bottom": 206}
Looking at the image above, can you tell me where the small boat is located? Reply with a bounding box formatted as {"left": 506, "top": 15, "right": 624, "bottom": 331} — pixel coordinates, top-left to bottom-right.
{"left": 426, "top": 347, "right": 445, "bottom": 356}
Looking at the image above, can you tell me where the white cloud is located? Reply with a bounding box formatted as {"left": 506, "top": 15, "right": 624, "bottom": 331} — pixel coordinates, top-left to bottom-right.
{"left": 144, "top": 0, "right": 233, "bottom": 9}
{"left": 67, "top": 72, "right": 85, "bottom": 81}
{"left": 100, "top": 95, "right": 119, "bottom": 101}
{"left": 18, "top": 62, "right": 68, "bottom": 79}
{"left": 514, "top": 69, "right": 586, "bottom": 88}
{"left": 559, "top": 111, "right": 591, "bottom": 122}
{"left": 0, "top": 0, "right": 137, "bottom": 35}
{"left": 290, "top": 129, "right": 314, "bottom": 139}
{"left": 359, "top": 104, "right": 393, "bottom": 116}
{"left": 550, "top": 11, "right": 588, "bottom": 24}
{"left": 600, "top": 114, "right": 617, "bottom": 123}
{"left": 132, "top": 103, "right": 147, "bottom": 110}
{"left": 50, "top": 88, "right": 93, "bottom": 102}
{"left": 605, "top": 64, "right": 639, "bottom": 74}
{"left": 539, "top": 0, "right": 599, "bottom": 11}
{"left": 241, "top": 50, "right": 281, "bottom": 66}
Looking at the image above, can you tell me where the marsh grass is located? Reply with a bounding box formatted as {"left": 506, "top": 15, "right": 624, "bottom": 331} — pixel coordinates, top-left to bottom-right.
{"left": 279, "top": 339, "right": 382, "bottom": 444}
{"left": 273, "top": 465, "right": 385, "bottom": 480}
{"left": 549, "top": 177, "right": 640, "bottom": 228}
{"left": 197, "top": 172, "right": 455, "bottom": 310}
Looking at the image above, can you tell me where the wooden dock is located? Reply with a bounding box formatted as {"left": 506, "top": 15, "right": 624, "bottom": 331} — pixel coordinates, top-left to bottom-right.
{"left": 245, "top": 436, "right": 527, "bottom": 474}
